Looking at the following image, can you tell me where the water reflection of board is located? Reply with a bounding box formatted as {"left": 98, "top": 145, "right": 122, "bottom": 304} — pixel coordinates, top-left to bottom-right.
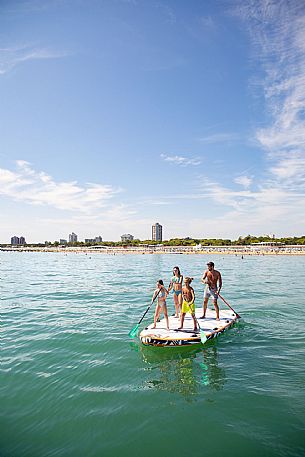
{"left": 139, "top": 308, "right": 239, "bottom": 347}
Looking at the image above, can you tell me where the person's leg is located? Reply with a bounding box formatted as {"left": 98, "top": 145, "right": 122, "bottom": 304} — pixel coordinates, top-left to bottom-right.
{"left": 178, "top": 312, "right": 185, "bottom": 329}
{"left": 191, "top": 314, "right": 198, "bottom": 330}
{"left": 213, "top": 299, "right": 220, "bottom": 320}
{"left": 164, "top": 307, "right": 170, "bottom": 330}
{"left": 173, "top": 293, "right": 179, "bottom": 317}
{"left": 200, "top": 297, "right": 209, "bottom": 318}
{"left": 177, "top": 292, "right": 182, "bottom": 316}
{"left": 153, "top": 305, "right": 160, "bottom": 328}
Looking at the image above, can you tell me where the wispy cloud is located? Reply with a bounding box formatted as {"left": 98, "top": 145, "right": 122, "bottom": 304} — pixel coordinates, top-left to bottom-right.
{"left": 270, "top": 153, "right": 305, "bottom": 185}
{"left": 186, "top": 0, "right": 305, "bottom": 234}
{"left": 198, "top": 132, "right": 240, "bottom": 144}
{"left": 236, "top": 1, "right": 305, "bottom": 159}
{"left": 153, "top": 2, "right": 176, "bottom": 25}
{"left": 160, "top": 153, "right": 201, "bottom": 166}
{"left": 199, "top": 15, "right": 215, "bottom": 29}
{"left": 0, "top": 44, "right": 69, "bottom": 75}
{"left": 234, "top": 175, "right": 252, "bottom": 188}
{"left": 0, "top": 161, "right": 120, "bottom": 212}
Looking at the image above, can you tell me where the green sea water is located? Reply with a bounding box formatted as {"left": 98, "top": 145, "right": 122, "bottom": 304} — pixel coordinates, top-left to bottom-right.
{"left": 1, "top": 252, "right": 305, "bottom": 457}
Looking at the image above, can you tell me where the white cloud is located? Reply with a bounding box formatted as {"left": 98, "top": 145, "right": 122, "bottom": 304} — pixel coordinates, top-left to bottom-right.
{"left": 184, "top": 0, "right": 305, "bottom": 236}
{"left": 0, "top": 44, "right": 69, "bottom": 75}
{"left": 194, "top": 174, "right": 305, "bottom": 237}
{"left": 236, "top": 1, "right": 305, "bottom": 161}
{"left": 160, "top": 153, "right": 201, "bottom": 166}
{"left": 234, "top": 175, "right": 253, "bottom": 188}
{"left": 198, "top": 133, "right": 240, "bottom": 144}
{"left": 0, "top": 161, "right": 120, "bottom": 212}
{"left": 270, "top": 153, "right": 305, "bottom": 183}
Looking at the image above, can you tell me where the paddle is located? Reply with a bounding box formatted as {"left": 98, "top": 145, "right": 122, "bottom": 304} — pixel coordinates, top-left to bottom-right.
{"left": 128, "top": 288, "right": 161, "bottom": 338}
{"left": 194, "top": 315, "right": 207, "bottom": 344}
{"left": 218, "top": 294, "right": 241, "bottom": 319}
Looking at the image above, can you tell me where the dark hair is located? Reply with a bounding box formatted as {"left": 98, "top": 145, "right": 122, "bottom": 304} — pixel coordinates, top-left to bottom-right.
{"left": 158, "top": 279, "right": 164, "bottom": 285}
{"left": 173, "top": 266, "right": 181, "bottom": 276}
{"left": 207, "top": 262, "right": 214, "bottom": 267}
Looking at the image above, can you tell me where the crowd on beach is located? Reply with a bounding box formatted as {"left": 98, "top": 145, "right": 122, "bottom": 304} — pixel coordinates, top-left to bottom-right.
{"left": 152, "top": 262, "right": 222, "bottom": 332}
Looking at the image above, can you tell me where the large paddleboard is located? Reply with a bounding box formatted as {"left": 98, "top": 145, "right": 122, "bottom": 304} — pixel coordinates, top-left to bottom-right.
{"left": 139, "top": 308, "right": 239, "bottom": 347}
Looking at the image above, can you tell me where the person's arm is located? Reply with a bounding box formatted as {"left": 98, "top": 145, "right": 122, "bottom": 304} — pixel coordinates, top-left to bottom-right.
{"left": 201, "top": 271, "right": 207, "bottom": 284}
{"left": 164, "top": 287, "right": 169, "bottom": 298}
{"left": 189, "top": 288, "right": 195, "bottom": 305}
{"left": 179, "top": 275, "right": 183, "bottom": 285}
{"left": 217, "top": 272, "right": 222, "bottom": 294}
{"left": 168, "top": 278, "right": 173, "bottom": 292}
{"left": 152, "top": 289, "right": 159, "bottom": 301}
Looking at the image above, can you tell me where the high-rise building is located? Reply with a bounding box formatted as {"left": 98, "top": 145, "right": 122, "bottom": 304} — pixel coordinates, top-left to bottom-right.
{"left": 152, "top": 223, "right": 162, "bottom": 241}
{"left": 69, "top": 232, "right": 78, "bottom": 243}
{"left": 11, "top": 236, "right": 26, "bottom": 245}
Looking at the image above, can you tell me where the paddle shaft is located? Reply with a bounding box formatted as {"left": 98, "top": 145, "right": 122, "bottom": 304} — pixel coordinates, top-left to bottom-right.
{"left": 191, "top": 312, "right": 207, "bottom": 344}
{"left": 218, "top": 294, "right": 240, "bottom": 319}
{"left": 137, "top": 287, "right": 161, "bottom": 326}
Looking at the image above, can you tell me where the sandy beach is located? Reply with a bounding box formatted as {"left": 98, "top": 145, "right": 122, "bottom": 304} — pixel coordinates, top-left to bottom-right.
{"left": 1, "top": 244, "right": 305, "bottom": 255}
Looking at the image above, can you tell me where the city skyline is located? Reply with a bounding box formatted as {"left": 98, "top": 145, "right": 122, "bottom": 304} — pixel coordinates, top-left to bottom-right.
{"left": 6, "top": 225, "right": 161, "bottom": 244}
{"left": 1, "top": 1, "right": 305, "bottom": 243}
{"left": 6, "top": 228, "right": 305, "bottom": 245}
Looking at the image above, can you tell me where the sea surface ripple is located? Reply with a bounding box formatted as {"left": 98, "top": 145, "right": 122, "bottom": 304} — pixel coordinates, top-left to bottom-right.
{"left": 1, "top": 252, "right": 305, "bottom": 457}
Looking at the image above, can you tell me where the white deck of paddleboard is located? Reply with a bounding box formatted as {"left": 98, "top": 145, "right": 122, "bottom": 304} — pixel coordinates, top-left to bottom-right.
{"left": 140, "top": 308, "right": 238, "bottom": 343}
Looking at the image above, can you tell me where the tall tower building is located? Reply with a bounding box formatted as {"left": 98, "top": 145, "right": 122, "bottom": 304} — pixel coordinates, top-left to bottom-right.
{"left": 152, "top": 223, "right": 162, "bottom": 242}
{"left": 69, "top": 232, "right": 78, "bottom": 243}
{"left": 11, "top": 236, "right": 20, "bottom": 245}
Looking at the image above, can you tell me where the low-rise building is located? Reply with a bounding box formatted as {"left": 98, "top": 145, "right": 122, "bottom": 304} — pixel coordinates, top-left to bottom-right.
{"left": 85, "top": 236, "right": 103, "bottom": 243}
{"left": 121, "top": 234, "right": 134, "bottom": 242}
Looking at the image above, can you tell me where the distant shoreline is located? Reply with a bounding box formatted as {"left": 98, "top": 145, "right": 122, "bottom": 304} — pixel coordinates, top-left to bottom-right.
{"left": 1, "top": 245, "right": 305, "bottom": 255}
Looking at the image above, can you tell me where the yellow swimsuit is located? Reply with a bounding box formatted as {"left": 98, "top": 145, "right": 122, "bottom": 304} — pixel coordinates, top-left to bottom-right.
{"left": 181, "top": 300, "right": 195, "bottom": 314}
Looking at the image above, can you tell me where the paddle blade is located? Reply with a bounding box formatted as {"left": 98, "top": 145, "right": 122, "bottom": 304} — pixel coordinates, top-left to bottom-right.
{"left": 200, "top": 330, "right": 207, "bottom": 344}
{"left": 128, "top": 324, "right": 139, "bottom": 338}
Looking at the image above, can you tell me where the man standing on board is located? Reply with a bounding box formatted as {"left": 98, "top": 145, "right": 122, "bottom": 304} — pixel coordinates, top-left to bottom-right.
{"left": 200, "top": 261, "right": 222, "bottom": 321}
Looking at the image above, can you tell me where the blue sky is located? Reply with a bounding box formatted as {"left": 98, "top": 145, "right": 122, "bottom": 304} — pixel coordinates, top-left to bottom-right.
{"left": 1, "top": 0, "right": 305, "bottom": 243}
